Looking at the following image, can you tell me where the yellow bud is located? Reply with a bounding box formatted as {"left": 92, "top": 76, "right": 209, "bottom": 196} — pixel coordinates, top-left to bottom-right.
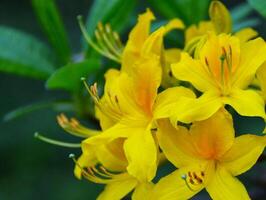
{"left": 209, "top": 1, "right": 232, "bottom": 33}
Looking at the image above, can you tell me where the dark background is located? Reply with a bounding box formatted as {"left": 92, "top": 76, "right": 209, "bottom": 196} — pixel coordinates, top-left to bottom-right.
{"left": 0, "top": 0, "right": 265, "bottom": 199}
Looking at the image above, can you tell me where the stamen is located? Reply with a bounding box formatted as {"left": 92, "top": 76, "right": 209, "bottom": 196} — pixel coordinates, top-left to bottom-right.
{"left": 69, "top": 154, "right": 122, "bottom": 184}
{"left": 57, "top": 113, "right": 99, "bottom": 138}
{"left": 77, "top": 15, "right": 123, "bottom": 63}
{"left": 181, "top": 171, "right": 205, "bottom": 191}
{"left": 81, "top": 77, "right": 100, "bottom": 103}
{"left": 204, "top": 57, "right": 214, "bottom": 77}
{"left": 81, "top": 80, "right": 123, "bottom": 123}
{"left": 150, "top": 128, "right": 158, "bottom": 133}
{"left": 34, "top": 132, "right": 81, "bottom": 148}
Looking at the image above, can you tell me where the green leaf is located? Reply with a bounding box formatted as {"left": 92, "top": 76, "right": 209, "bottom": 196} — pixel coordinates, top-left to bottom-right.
{"left": 3, "top": 101, "right": 73, "bottom": 122}
{"left": 0, "top": 26, "right": 55, "bottom": 79}
{"left": 248, "top": 0, "right": 266, "bottom": 18}
{"left": 86, "top": 0, "right": 136, "bottom": 34}
{"left": 231, "top": 3, "right": 253, "bottom": 23}
{"left": 233, "top": 18, "right": 261, "bottom": 32}
{"left": 230, "top": 2, "right": 261, "bottom": 32}
{"left": 32, "top": 0, "right": 71, "bottom": 64}
{"left": 147, "top": 0, "right": 210, "bottom": 25}
{"left": 46, "top": 59, "right": 100, "bottom": 92}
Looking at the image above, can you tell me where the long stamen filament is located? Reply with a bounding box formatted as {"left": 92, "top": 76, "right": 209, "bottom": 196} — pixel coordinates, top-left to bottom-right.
{"left": 69, "top": 154, "right": 118, "bottom": 184}
{"left": 77, "top": 15, "right": 122, "bottom": 63}
{"left": 34, "top": 132, "right": 81, "bottom": 148}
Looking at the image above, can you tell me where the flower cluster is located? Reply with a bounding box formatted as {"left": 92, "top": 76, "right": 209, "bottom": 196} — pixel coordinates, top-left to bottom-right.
{"left": 56, "top": 1, "right": 266, "bottom": 200}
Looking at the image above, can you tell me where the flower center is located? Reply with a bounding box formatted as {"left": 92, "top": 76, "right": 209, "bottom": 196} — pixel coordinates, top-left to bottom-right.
{"left": 181, "top": 170, "right": 205, "bottom": 191}
{"left": 204, "top": 45, "right": 235, "bottom": 96}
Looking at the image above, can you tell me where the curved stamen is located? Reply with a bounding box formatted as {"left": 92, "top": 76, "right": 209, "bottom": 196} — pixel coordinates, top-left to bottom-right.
{"left": 34, "top": 132, "right": 81, "bottom": 148}
{"left": 77, "top": 15, "right": 123, "bottom": 63}
{"left": 57, "top": 113, "right": 100, "bottom": 138}
{"left": 81, "top": 78, "right": 123, "bottom": 122}
{"left": 181, "top": 170, "right": 205, "bottom": 191}
{"left": 69, "top": 154, "right": 124, "bottom": 184}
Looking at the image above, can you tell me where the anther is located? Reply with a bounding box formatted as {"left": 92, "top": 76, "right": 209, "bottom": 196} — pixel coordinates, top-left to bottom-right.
{"left": 204, "top": 57, "right": 209, "bottom": 67}
{"left": 168, "top": 70, "right": 173, "bottom": 77}
{"left": 114, "top": 95, "right": 119, "bottom": 104}
{"left": 150, "top": 128, "right": 158, "bottom": 133}
{"left": 222, "top": 46, "right": 227, "bottom": 56}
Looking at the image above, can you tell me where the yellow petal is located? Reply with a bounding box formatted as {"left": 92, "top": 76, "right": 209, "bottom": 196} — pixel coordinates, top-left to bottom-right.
{"left": 100, "top": 70, "right": 149, "bottom": 122}
{"left": 185, "top": 21, "right": 214, "bottom": 44}
{"left": 96, "top": 138, "right": 128, "bottom": 171}
{"left": 257, "top": 62, "right": 266, "bottom": 101}
{"left": 150, "top": 166, "right": 205, "bottom": 200}
{"left": 161, "top": 48, "right": 181, "bottom": 88}
{"left": 122, "top": 9, "right": 155, "bottom": 73}
{"left": 82, "top": 123, "right": 136, "bottom": 149}
{"left": 170, "top": 91, "right": 223, "bottom": 124}
{"left": 157, "top": 119, "right": 203, "bottom": 168}
{"left": 153, "top": 86, "right": 196, "bottom": 119}
{"left": 220, "top": 134, "right": 266, "bottom": 176}
{"left": 234, "top": 27, "right": 258, "bottom": 43}
{"left": 127, "top": 58, "right": 162, "bottom": 117}
{"left": 97, "top": 175, "right": 138, "bottom": 200}
{"left": 206, "top": 166, "right": 250, "bottom": 200}
{"left": 74, "top": 153, "right": 97, "bottom": 179}
{"left": 189, "top": 109, "right": 235, "bottom": 160}
{"left": 132, "top": 182, "right": 154, "bottom": 200}
{"left": 141, "top": 26, "right": 165, "bottom": 58}
{"left": 164, "top": 18, "right": 185, "bottom": 34}
{"left": 209, "top": 1, "right": 232, "bottom": 33}
{"left": 126, "top": 8, "right": 155, "bottom": 51}
{"left": 124, "top": 127, "right": 157, "bottom": 182}
{"left": 223, "top": 88, "right": 265, "bottom": 118}
{"left": 171, "top": 52, "right": 217, "bottom": 92}
{"left": 232, "top": 37, "right": 266, "bottom": 88}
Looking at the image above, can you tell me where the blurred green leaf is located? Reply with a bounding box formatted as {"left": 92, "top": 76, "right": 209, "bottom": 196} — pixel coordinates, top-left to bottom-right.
{"left": 46, "top": 59, "right": 100, "bottom": 92}
{"left": 233, "top": 18, "right": 261, "bottom": 32}
{"left": 231, "top": 3, "right": 261, "bottom": 32}
{"left": 231, "top": 3, "right": 253, "bottom": 23}
{"left": 86, "top": 0, "right": 136, "bottom": 34}
{"left": 3, "top": 101, "right": 73, "bottom": 122}
{"left": 248, "top": 0, "right": 266, "bottom": 18}
{"left": 148, "top": 0, "right": 210, "bottom": 25}
{"left": 32, "top": 0, "right": 71, "bottom": 64}
{"left": 0, "top": 26, "right": 55, "bottom": 79}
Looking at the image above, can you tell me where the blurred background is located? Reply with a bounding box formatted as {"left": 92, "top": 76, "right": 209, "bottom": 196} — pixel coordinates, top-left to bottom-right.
{"left": 0, "top": 0, "right": 266, "bottom": 199}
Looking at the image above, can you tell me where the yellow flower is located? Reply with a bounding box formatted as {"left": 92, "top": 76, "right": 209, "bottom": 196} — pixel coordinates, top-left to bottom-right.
{"left": 170, "top": 33, "right": 266, "bottom": 123}
{"left": 151, "top": 109, "right": 266, "bottom": 200}
{"left": 122, "top": 9, "right": 184, "bottom": 87}
{"left": 184, "top": 1, "right": 258, "bottom": 54}
{"left": 81, "top": 25, "right": 194, "bottom": 183}
{"left": 71, "top": 138, "right": 155, "bottom": 200}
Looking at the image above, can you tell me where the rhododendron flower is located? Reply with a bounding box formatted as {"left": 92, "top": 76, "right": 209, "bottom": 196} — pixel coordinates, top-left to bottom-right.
{"left": 151, "top": 109, "right": 266, "bottom": 200}
{"left": 170, "top": 33, "right": 266, "bottom": 123}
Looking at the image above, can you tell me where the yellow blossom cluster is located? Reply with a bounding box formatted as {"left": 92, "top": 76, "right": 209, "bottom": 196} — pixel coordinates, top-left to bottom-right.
{"left": 57, "top": 1, "right": 266, "bottom": 199}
